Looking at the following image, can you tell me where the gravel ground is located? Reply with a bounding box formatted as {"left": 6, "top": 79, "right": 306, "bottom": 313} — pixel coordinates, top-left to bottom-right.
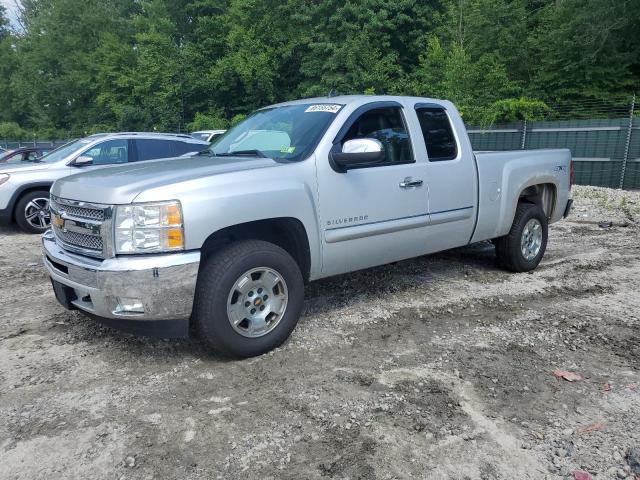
{"left": 1, "top": 185, "right": 639, "bottom": 480}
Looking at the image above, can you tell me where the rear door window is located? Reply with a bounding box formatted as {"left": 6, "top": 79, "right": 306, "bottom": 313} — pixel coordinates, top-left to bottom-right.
{"left": 415, "top": 107, "right": 458, "bottom": 161}
{"left": 135, "top": 139, "right": 175, "bottom": 161}
{"left": 172, "top": 141, "right": 203, "bottom": 156}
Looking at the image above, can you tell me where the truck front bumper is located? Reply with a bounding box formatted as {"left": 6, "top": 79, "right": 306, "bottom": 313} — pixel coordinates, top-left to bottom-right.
{"left": 42, "top": 230, "right": 200, "bottom": 337}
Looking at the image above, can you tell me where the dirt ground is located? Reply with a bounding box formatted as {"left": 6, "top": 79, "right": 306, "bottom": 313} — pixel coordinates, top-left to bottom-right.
{"left": 1, "top": 185, "right": 639, "bottom": 480}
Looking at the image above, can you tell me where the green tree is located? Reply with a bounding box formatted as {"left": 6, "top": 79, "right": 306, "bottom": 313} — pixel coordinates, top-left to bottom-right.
{"left": 529, "top": 0, "right": 640, "bottom": 104}
{"left": 0, "top": 122, "right": 27, "bottom": 140}
{"left": 481, "top": 97, "right": 550, "bottom": 126}
{"left": 0, "top": 6, "right": 17, "bottom": 123}
{"left": 11, "top": 0, "right": 133, "bottom": 133}
{"left": 2, "top": 0, "right": 639, "bottom": 134}
{"left": 186, "top": 111, "right": 228, "bottom": 131}
{"left": 296, "top": 0, "right": 436, "bottom": 97}
{"left": 408, "top": 37, "right": 519, "bottom": 122}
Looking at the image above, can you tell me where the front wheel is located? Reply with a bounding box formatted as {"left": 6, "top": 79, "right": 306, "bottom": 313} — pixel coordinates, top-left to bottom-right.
{"left": 193, "top": 240, "right": 304, "bottom": 358}
{"left": 15, "top": 190, "right": 51, "bottom": 234}
{"left": 495, "top": 202, "right": 548, "bottom": 272}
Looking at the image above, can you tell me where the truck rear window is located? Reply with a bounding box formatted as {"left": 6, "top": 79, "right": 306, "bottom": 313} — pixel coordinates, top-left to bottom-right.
{"left": 415, "top": 108, "right": 458, "bottom": 161}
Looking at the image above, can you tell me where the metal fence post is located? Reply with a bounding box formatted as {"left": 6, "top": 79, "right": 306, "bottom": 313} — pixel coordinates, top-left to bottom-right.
{"left": 620, "top": 94, "right": 636, "bottom": 189}
{"left": 520, "top": 119, "right": 527, "bottom": 149}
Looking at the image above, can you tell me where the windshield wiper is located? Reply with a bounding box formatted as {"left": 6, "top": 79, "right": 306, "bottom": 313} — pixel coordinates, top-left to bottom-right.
{"left": 216, "top": 149, "right": 267, "bottom": 158}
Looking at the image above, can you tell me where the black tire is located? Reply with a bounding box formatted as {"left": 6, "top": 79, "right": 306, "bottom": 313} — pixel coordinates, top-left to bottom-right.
{"left": 15, "top": 190, "right": 51, "bottom": 234}
{"left": 495, "top": 202, "right": 548, "bottom": 272}
{"left": 193, "top": 240, "right": 304, "bottom": 358}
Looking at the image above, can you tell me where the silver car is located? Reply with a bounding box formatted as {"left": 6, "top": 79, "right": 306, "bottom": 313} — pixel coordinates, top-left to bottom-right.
{"left": 0, "top": 132, "right": 208, "bottom": 233}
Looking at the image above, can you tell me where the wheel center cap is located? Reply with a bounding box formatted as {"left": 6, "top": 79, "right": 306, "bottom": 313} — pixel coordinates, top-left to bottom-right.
{"left": 253, "top": 298, "right": 262, "bottom": 307}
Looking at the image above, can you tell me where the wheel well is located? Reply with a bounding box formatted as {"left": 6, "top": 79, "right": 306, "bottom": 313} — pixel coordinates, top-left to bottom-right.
{"left": 11, "top": 184, "right": 52, "bottom": 221}
{"left": 200, "top": 218, "right": 311, "bottom": 282}
{"left": 518, "top": 183, "right": 556, "bottom": 218}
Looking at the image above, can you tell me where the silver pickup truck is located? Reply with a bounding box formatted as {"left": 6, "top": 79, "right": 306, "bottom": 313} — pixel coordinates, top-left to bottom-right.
{"left": 42, "top": 95, "right": 573, "bottom": 357}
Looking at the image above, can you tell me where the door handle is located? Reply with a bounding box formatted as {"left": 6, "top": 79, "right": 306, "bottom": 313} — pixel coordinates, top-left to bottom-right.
{"left": 399, "top": 177, "right": 424, "bottom": 188}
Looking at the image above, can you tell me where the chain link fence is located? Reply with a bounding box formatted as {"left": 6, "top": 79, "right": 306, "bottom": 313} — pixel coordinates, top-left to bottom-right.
{"left": 1, "top": 140, "right": 70, "bottom": 150}
{"left": 467, "top": 95, "right": 638, "bottom": 190}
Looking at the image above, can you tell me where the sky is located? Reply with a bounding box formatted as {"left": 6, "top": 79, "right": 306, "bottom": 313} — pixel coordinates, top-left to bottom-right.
{"left": 1, "top": 0, "right": 19, "bottom": 27}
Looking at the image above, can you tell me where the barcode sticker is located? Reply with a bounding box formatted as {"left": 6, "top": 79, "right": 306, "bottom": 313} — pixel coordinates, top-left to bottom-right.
{"left": 305, "top": 104, "right": 342, "bottom": 113}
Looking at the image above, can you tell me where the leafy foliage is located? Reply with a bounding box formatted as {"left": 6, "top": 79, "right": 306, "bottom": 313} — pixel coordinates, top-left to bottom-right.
{"left": 186, "top": 111, "right": 229, "bottom": 131}
{"left": 481, "top": 98, "right": 550, "bottom": 126}
{"left": 0, "top": 0, "right": 638, "bottom": 138}
{"left": 0, "top": 122, "right": 27, "bottom": 140}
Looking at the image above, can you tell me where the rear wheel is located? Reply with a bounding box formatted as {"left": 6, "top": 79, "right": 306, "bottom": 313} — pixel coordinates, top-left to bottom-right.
{"left": 193, "top": 240, "right": 304, "bottom": 358}
{"left": 495, "top": 202, "right": 548, "bottom": 272}
{"left": 15, "top": 190, "right": 51, "bottom": 234}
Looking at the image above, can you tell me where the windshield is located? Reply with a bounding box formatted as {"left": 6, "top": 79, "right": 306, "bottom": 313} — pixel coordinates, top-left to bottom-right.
{"left": 209, "top": 103, "right": 343, "bottom": 161}
{"left": 38, "top": 139, "right": 92, "bottom": 163}
{"left": 0, "top": 150, "right": 15, "bottom": 161}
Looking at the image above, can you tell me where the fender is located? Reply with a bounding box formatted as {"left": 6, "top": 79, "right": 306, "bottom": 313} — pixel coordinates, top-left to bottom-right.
{"left": 133, "top": 159, "right": 323, "bottom": 278}
{"left": 0, "top": 181, "right": 53, "bottom": 224}
{"left": 499, "top": 175, "right": 559, "bottom": 234}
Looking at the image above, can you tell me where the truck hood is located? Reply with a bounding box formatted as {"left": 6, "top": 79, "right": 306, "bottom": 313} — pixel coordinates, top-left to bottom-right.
{"left": 51, "top": 155, "right": 282, "bottom": 204}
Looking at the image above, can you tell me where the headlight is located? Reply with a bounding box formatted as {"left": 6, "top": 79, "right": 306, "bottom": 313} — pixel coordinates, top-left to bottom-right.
{"left": 114, "top": 201, "right": 184, "bottom": 254}
{"left": 0, "top": 174, "right": 9, "bottom": 186}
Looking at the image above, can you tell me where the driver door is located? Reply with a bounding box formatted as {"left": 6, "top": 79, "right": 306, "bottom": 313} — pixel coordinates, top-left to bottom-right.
{"left": 316, "top": 101, "right": 430, "bottom": 276}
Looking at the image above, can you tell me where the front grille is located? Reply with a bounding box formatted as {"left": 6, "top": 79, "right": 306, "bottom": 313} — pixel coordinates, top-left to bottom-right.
{"left": 60, "top": 204, "right": 105, "bottom": 221}
{"left": 55, "top": 229, "right": 104, "bottom": 251}
{"left": 50, "top": 196, "right": 111, "bottom": 258}
{"left": 50, "top": 198, "right": 105, "bottom": 221}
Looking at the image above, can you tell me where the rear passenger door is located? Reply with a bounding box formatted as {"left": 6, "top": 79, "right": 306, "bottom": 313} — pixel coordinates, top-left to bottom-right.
{"left": 413, "top": 103, "right": 477, "bottom": 251}
{"left": 171, "top": 140, "right": 203, "bottom": 157}
{"left": 134, "top": 139, "right": 175, "bottom": 162}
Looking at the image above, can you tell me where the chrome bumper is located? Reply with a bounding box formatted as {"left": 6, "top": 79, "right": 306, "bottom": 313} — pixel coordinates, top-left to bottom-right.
{"left": 42, "top": 230, "right": 200, "bottom": 321}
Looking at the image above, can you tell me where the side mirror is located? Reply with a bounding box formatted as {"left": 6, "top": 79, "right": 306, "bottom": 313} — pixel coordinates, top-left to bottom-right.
{"left": 74, "top": 155, "right": 93, "bottom": 166}
{"left": 330, "top": 138, "right": 384, "bottom": 172}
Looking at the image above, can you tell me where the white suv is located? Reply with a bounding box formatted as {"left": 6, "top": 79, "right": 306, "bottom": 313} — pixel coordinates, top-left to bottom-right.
{"left": 0, "top": 132, "right": 208, "bottom": 233}
{"left": 190, "top": 130, "right": 226, "bottom": 143}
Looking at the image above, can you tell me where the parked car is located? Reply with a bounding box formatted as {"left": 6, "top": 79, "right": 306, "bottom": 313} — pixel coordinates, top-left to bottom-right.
{"left": 0, "top": 146, "right": 53, "bottom": 164}
{"left": 43, "top": 95, "right": 573, "bottom": 357}
{"left": 190, "top": 130, "right": 226, "bottom": 143}
{"left": 0, "top": 132, "right": 208, "bottom": 233}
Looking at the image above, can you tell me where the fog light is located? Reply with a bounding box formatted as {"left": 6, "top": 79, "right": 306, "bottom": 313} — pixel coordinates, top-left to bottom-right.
{"left": 115, "top": 297, "right": 145, "bottom": 314}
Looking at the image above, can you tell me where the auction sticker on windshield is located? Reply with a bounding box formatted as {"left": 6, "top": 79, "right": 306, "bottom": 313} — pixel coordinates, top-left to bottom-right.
{"left": 305, "top": 104, "right": 342, "bottom": 113}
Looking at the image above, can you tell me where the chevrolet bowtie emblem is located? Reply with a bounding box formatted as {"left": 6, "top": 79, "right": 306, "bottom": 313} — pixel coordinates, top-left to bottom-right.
{"left": 52, "top": 213, "right": 64, "bottom": 229}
